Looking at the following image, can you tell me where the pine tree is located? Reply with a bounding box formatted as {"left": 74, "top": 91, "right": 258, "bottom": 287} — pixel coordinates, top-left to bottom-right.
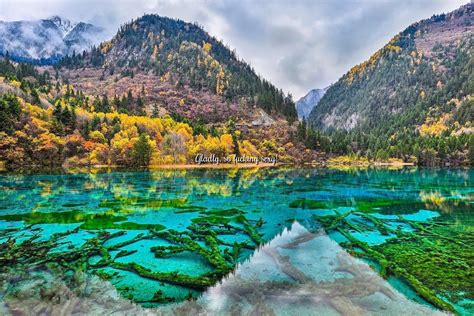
{"left": 113, "top": 95, "right": 120, "bottom": 111}
{"left": 82, "top": 120, "right": 91, "bottom": 139}
{"left": 53, "top": 103, "right": 62, "bottom": 120}
{"left": 151, "top": 103, "right": 160, "bottom": 118}
{"left": 91, "top": 115, "right": 101, "bottom": 130}
{"left": 101, "top": 95, "right": 110, "bottom": 113}
{"left": 297, "top": 117, "right": 307, "bottom": 141}
{"left": 232, "top": 132, "right": 240, "bottom": 157}
{"left": 0, "top": 94, "right": 21, "bottom": 134}
{"left": 132, "top": 133, "right": 153, "bottom": 166}
{"left": 127, "top": 90, "right": 134, "bottom": 113}
{"left": 61, "top": 106, "right": 73, "bottom": 133}
{"left": 92, "top": 96, "right": 101, "bottom": 112}
{"left": 136, "top": 96, "right": 145, "bottom": 115}
{"left": 31, "top": 89, "right": 41, "bottom": 105}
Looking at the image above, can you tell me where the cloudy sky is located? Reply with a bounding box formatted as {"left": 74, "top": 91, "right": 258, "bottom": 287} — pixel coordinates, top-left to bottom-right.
{"left": 0, "top": 0, "right": 468, "bottom": 99}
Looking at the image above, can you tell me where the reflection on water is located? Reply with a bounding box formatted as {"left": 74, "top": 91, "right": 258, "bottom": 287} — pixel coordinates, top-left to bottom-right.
{"left": 0, "top": 167, "right": 472, "bottom": 315}
{"left": 195, "top": 222, "right": 446, "bottom": 315}
{"left": 0, "top": 222, "right": 447, "bottom": 315}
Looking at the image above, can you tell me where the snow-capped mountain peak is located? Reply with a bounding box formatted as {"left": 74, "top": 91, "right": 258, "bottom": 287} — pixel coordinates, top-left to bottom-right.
{"left": 0, "top": 16, "right": 107, "bottom": 63}
{"left": 47, "top": 16, "right": 78, "bottom": 38}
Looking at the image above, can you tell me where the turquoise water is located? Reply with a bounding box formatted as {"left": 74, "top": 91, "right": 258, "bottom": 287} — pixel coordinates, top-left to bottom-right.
{"left": 0, "top": 167, "right": 472, "bottom": 314}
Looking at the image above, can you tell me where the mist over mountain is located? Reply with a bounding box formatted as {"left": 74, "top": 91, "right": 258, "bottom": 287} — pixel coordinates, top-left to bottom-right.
{"left": 0, "top": 16, "right": 107, "bottom": 64}
{"left": 296, "top": 87, "right": 328, "bottom": 120}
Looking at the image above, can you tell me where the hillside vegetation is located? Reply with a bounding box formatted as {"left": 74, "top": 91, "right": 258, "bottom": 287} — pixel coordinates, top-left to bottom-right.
{"left": 305, "top": 4, "right": 473, "bottom": 166}
{"left": 0, "top": 58, "right": 316, "bottom": 169}
{"left": 57, "top": 15, "right": 297, "bottom": 122}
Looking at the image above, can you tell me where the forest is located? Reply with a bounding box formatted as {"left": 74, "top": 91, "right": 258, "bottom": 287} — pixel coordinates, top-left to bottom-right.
{"left": 0, "top": 57, "right": 271, "bottom": 168}
{"left": 0, "top": 50, "right": 471, "bottom": 168}
{"left": 297, "top": 117, "right": 473, "bottom": 166}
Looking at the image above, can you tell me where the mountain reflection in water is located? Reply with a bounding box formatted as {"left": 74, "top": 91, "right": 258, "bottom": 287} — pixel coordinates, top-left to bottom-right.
{"left": 190, "top": 222, "right": 445, "bottom": 315}
{"left": 0, "top": 222, "right": 446, "bottom": 315}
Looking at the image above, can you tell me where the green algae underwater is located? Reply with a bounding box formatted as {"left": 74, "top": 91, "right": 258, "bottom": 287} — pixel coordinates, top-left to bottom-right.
{"left": 0, "top": 167, "right": 472, "bottom": 315}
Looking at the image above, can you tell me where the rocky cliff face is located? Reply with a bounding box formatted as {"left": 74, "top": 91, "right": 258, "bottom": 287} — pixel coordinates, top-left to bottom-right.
{"left": 296, "top": 88, "right": 327, "bottom": 120}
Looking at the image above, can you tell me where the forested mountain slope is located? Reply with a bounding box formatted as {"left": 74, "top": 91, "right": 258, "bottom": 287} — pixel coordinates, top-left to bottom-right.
{"left": 56, "top": 15, "right": 297, "bottom": 123}
{"left": 0, "top": 57, "right": 317, "bottom": 169}
{"left": 305, "top": 3, "right": 473, "bottom": 165}
{"left": 0, "top": 13, "right": 327, "bottom": 169}
{"left": 309, "top": 3, "right": 472, "bottom": 131}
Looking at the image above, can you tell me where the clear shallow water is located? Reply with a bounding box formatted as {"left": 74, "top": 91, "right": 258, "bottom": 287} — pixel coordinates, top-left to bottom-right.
{"left": 0, "top": 167, "right": 472, "bottom": 315}
{"left": 192, "top": 222, "right": 446, "bottom": 315}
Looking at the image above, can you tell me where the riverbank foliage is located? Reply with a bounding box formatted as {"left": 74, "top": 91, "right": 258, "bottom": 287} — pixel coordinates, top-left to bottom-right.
{"left": 296, "top": 117, "right": 473, "bottom": 166}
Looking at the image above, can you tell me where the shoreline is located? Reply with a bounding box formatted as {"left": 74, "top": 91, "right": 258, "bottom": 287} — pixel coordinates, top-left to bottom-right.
{"left": 4, "top": 161, "right": 472, "bottom": 172}
{"left": 149, "top": 163, "right": 280, "bottom": 169}
{"left": 324, "top": 161, "right": 415, "bottom": 167}
{"left": 1, "top": 162, "right": 415, "bottom": 172}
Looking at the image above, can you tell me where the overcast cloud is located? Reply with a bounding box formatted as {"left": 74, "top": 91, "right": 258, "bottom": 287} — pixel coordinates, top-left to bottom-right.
{"left": 0, "top": 0, "right": 468, "bottom": 98}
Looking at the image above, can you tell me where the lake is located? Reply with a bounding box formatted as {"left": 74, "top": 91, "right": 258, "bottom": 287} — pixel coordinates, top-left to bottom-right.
{"left": 0, "top": 167, "right": 472, "bottom": 315}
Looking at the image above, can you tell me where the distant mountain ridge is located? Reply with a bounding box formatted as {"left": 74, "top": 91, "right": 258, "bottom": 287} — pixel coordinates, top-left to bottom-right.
{"left": 0, "top": 16, "right": 106, "bottom": 64}
{"left": 296, "top": 87, "right": 327, "bottom": 120}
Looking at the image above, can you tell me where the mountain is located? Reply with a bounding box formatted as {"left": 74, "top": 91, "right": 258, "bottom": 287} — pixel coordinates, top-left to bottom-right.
{"left": 48, "top": 15, "right": 77, "bottom": 37}
{"left": 308, "top": 3, "right": 473, "bottom": 133}
{"left": 296, "top": 87, "right": 327, "bottom": 120}
{"left": 0, "top": 14, "right": 317, "bottom": 169}
{"left": 0, "top": 16, "right": 106, "bottom": 64}
{"left": 302, "top": 3, "right": 473, "bottom": 165}
{"left": 57, "top": 14, "right": 297, "bottom": 122}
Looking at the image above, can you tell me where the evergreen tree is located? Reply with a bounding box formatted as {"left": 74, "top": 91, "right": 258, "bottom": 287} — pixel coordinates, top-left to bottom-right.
{"left": 469, "top": 136, "right": 474, "bottom": 166}
{"left": 132, "top": 133, "right": 153, "bottom": 166}
{"left": 151, "top": 103, "right": 160, "bottom": 118}
{"left": 53, "top": 103, "right": 62, "bottom": 120}
{"left": 82, "top": 120, "right": 91, "bottom": 139}
{"left": 136, "top": 96, "right": 145, "bottom": 115}
{"left": 0, "top": 94, "right": 21, "bottom": 134}
{"left": 61, "top": 106, "right": 74, "bottom": 133}
{"left": 31, "top": 89, "right": 41, "bottom": 105}
{"left": 92, "top": 96, "right": 101, "bottom": 112}
{"left": 297, "top": 117, "right": 307, "bottom": 141}
{"left": 100, "top": 95, "right": 110, "bottom": 113}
